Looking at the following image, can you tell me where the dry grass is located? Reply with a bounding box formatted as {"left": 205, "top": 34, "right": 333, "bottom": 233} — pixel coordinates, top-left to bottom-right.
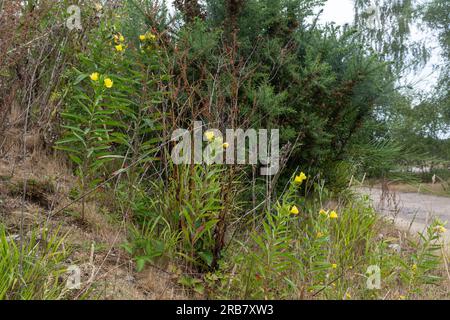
{"left": 390, "top": 183, "right": 449, "bottom": 197}
{"left": 367, "top": 182, "right": 450, "bottom": 198}
{"left": 0, "top": 137, "right": 188, "bottom": 300}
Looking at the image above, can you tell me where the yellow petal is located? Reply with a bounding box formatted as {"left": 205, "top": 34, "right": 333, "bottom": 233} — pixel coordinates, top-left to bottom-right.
{"left": 294, "top": 172, "right": 307, "bottom": 184}
{"left": 290, "top": 206, "right": 299, "bottom": 215}
{"left": 329, "top": 211, "right": 338, "bottom": 219}
{"left": 104, "top": 78, "right": 113, "bottom": 88}
{"left": 90, "top": 72, "right": 99, "bottom": 81}
{"left": 205, "top": 131, "right": 215, "bottom": 142}
{"left": 435, "top": 226, "right": 447, "bottom": 234}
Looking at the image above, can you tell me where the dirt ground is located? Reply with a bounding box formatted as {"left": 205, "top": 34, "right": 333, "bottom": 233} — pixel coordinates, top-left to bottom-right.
{"left": 0, "top": 146, "right": 189, "bottom": 300}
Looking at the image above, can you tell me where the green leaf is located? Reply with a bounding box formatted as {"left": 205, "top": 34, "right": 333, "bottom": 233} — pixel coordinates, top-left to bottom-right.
{"left": 74, "top": 74, "right": 88, "bottom": 85}
{"left": 136, "top": 258, "right": 146, "bottom": 272}
{"left": 198, "top": 251, "right": 213, "bottom": 267}
{"left": 194, "top": 283, "right": 205, "bottom": 295}
{"left": 69, "top": 154, "right": 82, "bottom": 165}
{"left": 121, "top": 243, "right": 134, "bottom": 255}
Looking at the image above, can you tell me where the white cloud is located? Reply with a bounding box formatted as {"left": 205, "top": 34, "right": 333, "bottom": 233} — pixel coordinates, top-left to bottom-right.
{"left": 319, "top": 0, "right": 354, "bottom": 26}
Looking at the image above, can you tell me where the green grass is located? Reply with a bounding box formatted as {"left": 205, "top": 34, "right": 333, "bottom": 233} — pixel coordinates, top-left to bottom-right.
{"left": 0, "top": 224, "right": 70, "bottom": 300}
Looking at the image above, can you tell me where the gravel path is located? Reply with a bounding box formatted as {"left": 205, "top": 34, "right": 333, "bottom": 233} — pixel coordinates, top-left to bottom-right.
{"left": 359, "top": 187, "right": 450, "bottom": 240}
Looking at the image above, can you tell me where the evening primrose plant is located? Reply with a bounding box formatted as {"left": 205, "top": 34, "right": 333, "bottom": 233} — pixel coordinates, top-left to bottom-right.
{"left": 206, "top": 171, "right": 445, "bottom": 300}
{"left": 56, "top": 20, "right": 166, "bottom": 221}
{"left": 399, "top": 219, "right": 445, "bottom": 296}
{"left": 211, "top": 172, "right": 310, "bottom": 299}
{"left": 56, "top": 71, "right": 121, "bottom": 220}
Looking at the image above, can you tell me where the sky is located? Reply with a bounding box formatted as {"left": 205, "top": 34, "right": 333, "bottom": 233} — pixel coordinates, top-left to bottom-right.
{"left": 320, "top": 0, "right": 354, "bottom": 25}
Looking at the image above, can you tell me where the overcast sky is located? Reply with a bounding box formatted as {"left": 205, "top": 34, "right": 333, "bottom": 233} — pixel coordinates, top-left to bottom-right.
{"left": 320, "top": 0, "right": 354, "bottom": 25}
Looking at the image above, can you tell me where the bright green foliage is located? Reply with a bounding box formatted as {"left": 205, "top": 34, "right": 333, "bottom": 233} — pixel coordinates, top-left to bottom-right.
{"left": 56, "top": 18, "right": 164, "bottom": 219}
{"left": 207, "top": 174, "right": 444, "bottom": 299}
{"left": 123, "top": 213, "right": 179, "bottom": 272}
{"left": 55, "top": 72, "right": 123, "bottom": 219}
{"left": 0, "top": 225, "right": 69, "bottom": 300}
{"left": 400, "top": 220, "right": 445, "bottom": 293}
{"left": 126, "top": 164, "right": 225, "bottom": 270}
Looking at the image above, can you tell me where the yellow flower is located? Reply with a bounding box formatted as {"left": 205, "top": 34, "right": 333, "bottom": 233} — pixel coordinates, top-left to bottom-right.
{"left": 205, "top": 131, "right": 215, "bottom": 142}
{"left": 114, "top": 34, "right": 125, "bottom": 44}
{"left": 294, "top": 172, "right": 307, "bottom": 184}
{"left": 139, "top": 34, "right": 146, "bottom": 41}
{"left": 148, "top": 33, "right": 156, "bottom": 41}
{"left": 223, "top": 142, "right": 230, "bottom": 149}
{"left": 90, "top": 72, "right": 99, "bottom": 81}
{"left": 115, "top": 44, "right": 124, "bottom": 52}
{"left": 331, "top": 263, "right": 337, "bottom": 269}
{"left": 329, "top": 211, "right": 338, "bottom": 219}
{"left": 319, "top": 209, "right": 328, "bottom": 217}
{"left": 411, "top": 264, "right": 417, "bottom": 272}
{"left": 290, "top": 206, "right": 300, "bottom": 215}
{"left": 316, "top": 232, "right": 324, "bottom": 238}
{"left": 104, "top": 78, "right": 113, "bottom": 88}
{"left": 435, "top": 225, "right": 447, "bottom": 234}
{"left": 345, "top": 292, "right": 352, "bottom": 299}
{"left": 399, "top": 295, "right": 406, "bottom": 300}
